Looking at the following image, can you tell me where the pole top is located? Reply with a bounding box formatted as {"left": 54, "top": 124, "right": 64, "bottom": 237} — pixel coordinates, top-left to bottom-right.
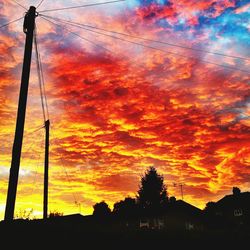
{"left": 29, "top": 6, "right": 36, "bottom": 11}
{"left": 45, "top": 120, "right": 50, "bottom": 127}
{"left": 23, "top": 6, "right": 37, "bottom": 34}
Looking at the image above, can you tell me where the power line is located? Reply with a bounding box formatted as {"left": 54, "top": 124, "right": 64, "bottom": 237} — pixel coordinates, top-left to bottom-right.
{"left": 41, "top": 17, "right": 112, "bottom": 54}
{"left": 34, "top": 26, "right": 50, "bottom": 120}
{"left": 10, "top": 0, "right": 27, "bottom": 10}
{"left": 40, "top": 14, "right": 250, "bottom": 62}
{"left": 75, "top": 29, "right": 250, "bottom": 74}
{"left": 40, "top": 15, "right": 157, "bottom": 83}
{"left": 39, "top": 16, "right": 229, "bottom": 83}
{"left": 0, "top": 16, "right": 23, "bottom": 29}
{"left": 25, "top": 124, "right": 45, "bottom": 137}
{"left": 34, "top": 27, "right": 47, "bottom": 122}
{"left": 42, "top": 14, "right": 213, "bottom": 117}
{"left": 37, "top": 0, "right": 46, "bottom": 9}
{"left": 34, "top": 29, "right": 46, "bottom": 122}
{"left": 42, "top": 15, "right": 250, "bottom": 74}
{"left": 39, "top": 0, "right": 126, "bottom": 13}
{"left": 39, "top": 16, "right": 245, "bottom": 115}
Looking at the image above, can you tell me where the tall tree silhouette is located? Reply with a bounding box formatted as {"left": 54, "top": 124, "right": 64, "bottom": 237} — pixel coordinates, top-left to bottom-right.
{"left": 137, "top": 166, "right": 168, "bottom": 213}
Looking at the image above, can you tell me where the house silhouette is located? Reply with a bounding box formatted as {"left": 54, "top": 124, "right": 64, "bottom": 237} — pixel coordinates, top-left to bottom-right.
{"left": 210, "top": 190, "right": 250, "bottom": 229}
{"left": 138, "top": 199, "right": 203, "bottom": 231}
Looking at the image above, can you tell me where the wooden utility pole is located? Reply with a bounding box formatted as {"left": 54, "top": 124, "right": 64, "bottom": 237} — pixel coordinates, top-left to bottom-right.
{"left": 4, "top": 6, "right": 37, "bottom": 221}
{"left": 43, "top": 120, "right": 50, "bottom": 219}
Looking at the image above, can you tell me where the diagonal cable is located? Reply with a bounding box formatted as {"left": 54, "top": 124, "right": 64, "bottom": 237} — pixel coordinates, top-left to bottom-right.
{"left": 34, "top": 27, "right": 46, "bottom": 123}
{"left": 40, "top": 14, "right": 250, "bottom": 62}
{"left": 39, "top": 0, "right": 125, "bottom": 13}
{"left": 41, "top": 15, "right": 250, "bottom": 74}
{"left": 0, "top": 16, "right": 24, "bottom": 29}
{"left": 34, "top": 25, "right": 50, "bottom": 120}
{"left": 41, "top": 16, "right": 112, "bottom": 54}
{"left": 37, "top": 0, "right": 46, "bottom": 9}
{"left": 39, "top": 16, "right": 161, "bottom": 79}
{"left": 10, "top": 0, "right": 27, "bottom": 10}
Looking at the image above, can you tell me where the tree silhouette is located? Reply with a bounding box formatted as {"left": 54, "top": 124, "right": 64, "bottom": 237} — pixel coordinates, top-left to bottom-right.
{"left": 93, "top": 201, "right": 111, "bottom": 218}
{"left": 49, "top": 210, "right": 64, "bottom": 218}
{"left": 137, "top": 166, "right": 168, "bottom": 214}
{"left": 204, "top": 201, "right": 216, "bottom": 214}
{"left": 15, "top": 208, "right": 34, "bottom": 220}
{"left": 113, "top": 197, "right": 138, "bottom": 219}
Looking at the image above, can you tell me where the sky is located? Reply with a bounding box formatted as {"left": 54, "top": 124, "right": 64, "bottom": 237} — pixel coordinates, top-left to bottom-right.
{"left": 0, "top": 0, "right": 249, "bottom": 220}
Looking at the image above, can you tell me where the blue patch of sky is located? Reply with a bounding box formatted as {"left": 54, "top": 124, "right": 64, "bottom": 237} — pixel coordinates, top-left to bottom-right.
{"left": 136, "top": 0, "right": 168, "bottom": 6}
{"left": 42, "top": 25, "right": 77, "bottom": 50}
{"left": 173, "top": 23, "right": 186, "bottom": 32}
{"left": 234, "top": 0, "right": 250, "bottom": 9}
{"left": 0, "top": 16, "right": 7, "bottom": 25}
{"left": 196, "top": 9, "right": 250, "bottom": 45}
{"left": 155, "top": 18, "right": 172, "bottom": 28}
{"left": 126, "top": 0, "right": 141, "bottom": 9}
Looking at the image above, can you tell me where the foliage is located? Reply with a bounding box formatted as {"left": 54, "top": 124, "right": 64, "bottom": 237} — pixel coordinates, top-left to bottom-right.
{"left": 113, "top": 197, "right": 138, "bottom": 218}
{"left": 137, "top": 166, "right": 168, "bottom": 212}
{"left": 204, "top": 201, "right": 216, "bottom": 214}
{"left": 49, "top": 210, "right": 64, "bottom": 218}
{"left": 93, "top": 201, "right": 111, "bottom": 218}
{"left": 15, "top": 208, "right": 34, "bottom": 220}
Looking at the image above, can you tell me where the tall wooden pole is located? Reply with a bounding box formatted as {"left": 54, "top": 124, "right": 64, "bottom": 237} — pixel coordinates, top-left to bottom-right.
{"left": 4, "top": 6, "right": 36, "bottom": 221}
{"left": 43, "top": 120, "right": 50, "bottom": 219}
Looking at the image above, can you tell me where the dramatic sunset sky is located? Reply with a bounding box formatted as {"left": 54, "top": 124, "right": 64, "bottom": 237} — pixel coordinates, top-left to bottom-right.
{"left": 0, "top": 0, "right": 249, "bottom": 220}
